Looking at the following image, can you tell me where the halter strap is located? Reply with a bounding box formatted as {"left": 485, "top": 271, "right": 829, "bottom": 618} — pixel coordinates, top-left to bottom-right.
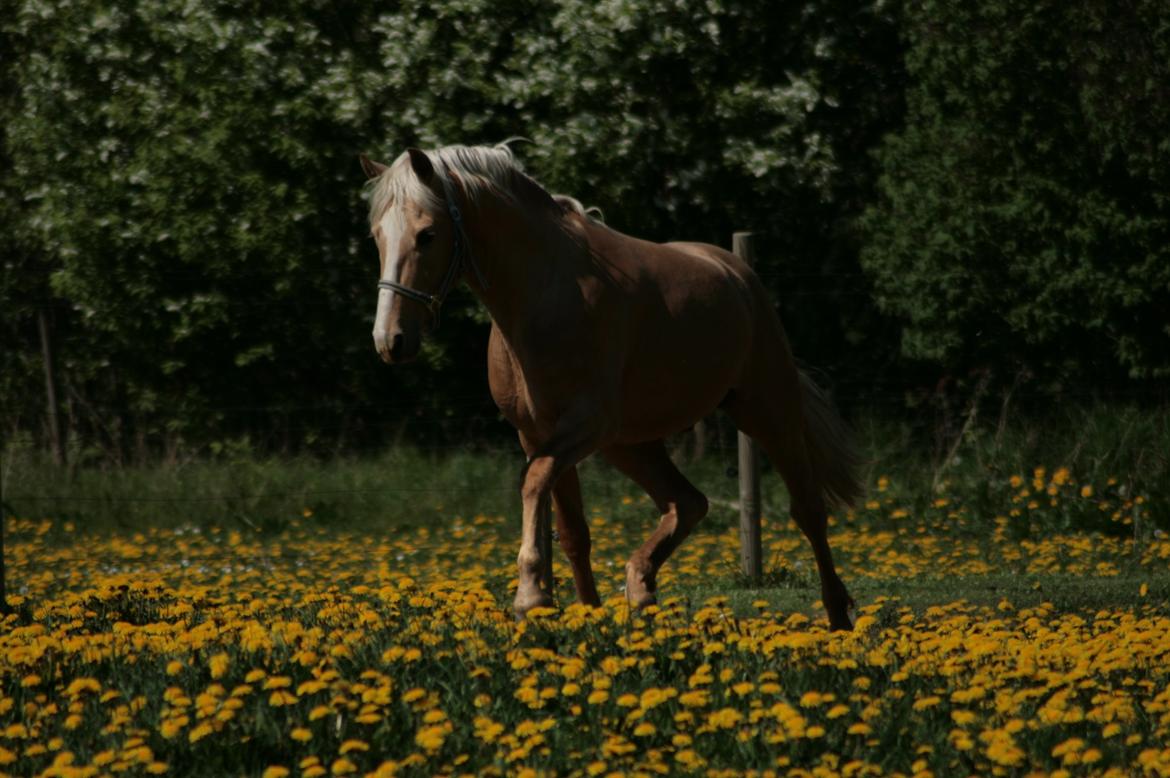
{"left": 376, "top": 171, "right": 488, "bottom": 328}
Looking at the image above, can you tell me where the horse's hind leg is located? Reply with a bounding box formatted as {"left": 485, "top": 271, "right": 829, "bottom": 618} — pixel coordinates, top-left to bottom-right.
{"left": 727, "top": 390, "right": 854, "bottom": 631}
{"left": 602, "top": 440, "right": 709, "bottom": 608}
{"left": 552, "top": 466, "right": 601, "bottom": 606}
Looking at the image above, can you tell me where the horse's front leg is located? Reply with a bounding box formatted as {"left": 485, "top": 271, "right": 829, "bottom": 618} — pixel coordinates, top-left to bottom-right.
{"left": 553, "top": 466, "right": 601, "bottom": 606}
{"left": 515, "top": 412, "right": 604, "bottom": 617}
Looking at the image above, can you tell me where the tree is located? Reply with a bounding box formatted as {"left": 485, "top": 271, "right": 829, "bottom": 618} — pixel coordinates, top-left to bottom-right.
{"left": 861, "top": 0, "right": 1170, "bottom": 390}
{"left": 3, "top": 0, "right": 907, "bottom": 458}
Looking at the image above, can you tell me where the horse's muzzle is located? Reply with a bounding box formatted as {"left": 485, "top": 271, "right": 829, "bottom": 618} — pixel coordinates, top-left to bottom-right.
{"left": 374, "top": 328, "right": 418, "bottom": 364}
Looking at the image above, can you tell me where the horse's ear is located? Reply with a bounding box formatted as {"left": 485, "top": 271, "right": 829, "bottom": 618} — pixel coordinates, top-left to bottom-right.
{"left": 406, "top": 147, "right": 434, "bottom": 183}
{"left": 359, "top": 154, "right": 387, "bottom": 180}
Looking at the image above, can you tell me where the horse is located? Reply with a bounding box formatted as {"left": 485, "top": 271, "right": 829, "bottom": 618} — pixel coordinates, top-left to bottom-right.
{"left": 359, "top": 143, "right": 863, "bottom": 630}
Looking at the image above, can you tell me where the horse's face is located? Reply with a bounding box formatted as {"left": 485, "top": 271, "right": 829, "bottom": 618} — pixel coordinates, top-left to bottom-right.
{"left": 362, "top": 149, "right": 455, "bottom": 364}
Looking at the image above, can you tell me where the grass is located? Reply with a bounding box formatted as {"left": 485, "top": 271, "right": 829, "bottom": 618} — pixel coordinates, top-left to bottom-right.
{"left": 1, "top": 405, "right": 1167, "bottom": 775}
{"left": 3, "top": 403, "right": 1168, "bottom": 537}
{"left": 2, "top": 492, "right": 1169, "bottom": 777}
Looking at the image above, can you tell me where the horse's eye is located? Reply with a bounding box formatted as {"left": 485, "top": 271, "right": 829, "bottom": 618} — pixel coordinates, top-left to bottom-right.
{"left": 417, "top": 228, "right": 436, "bottom": 248}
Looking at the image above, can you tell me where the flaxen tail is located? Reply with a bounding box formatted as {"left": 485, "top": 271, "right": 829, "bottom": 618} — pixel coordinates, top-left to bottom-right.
{"left": 799, "top": 371, "right": 864, "bottom": 510}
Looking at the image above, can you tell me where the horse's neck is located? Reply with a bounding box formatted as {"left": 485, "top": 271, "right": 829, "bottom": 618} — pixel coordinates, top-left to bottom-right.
{"left": 463, "top": 195, "right": 569, "bottom": 338}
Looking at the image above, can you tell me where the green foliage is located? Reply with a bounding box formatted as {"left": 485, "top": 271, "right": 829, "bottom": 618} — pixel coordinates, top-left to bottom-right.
{"left": 2, "top": 0, "right": 903, "bottom": 458}
{"left": 7, "top": 405, "right": 1166, "bottom": 535}
{"left": 5, "top": 0, "right": 1167, "bottom": 460}
{"left": 861, "top": 0, "right": 1170, "bottom": 383}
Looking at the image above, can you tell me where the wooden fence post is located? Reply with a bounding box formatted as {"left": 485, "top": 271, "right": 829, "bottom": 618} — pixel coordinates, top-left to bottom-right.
{"left": 0, "top": 498, "right": 9, "bottom": 615}
{"left": 733, "top": 232, "right": 763, "bottom": 582}
{"left": 38, "top": 309, "right": 65, "bottom": 466}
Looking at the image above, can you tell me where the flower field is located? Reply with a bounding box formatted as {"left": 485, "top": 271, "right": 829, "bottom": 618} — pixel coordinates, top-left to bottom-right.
{"left": 2, "top": 469, "right": 1169, "bottom": 777}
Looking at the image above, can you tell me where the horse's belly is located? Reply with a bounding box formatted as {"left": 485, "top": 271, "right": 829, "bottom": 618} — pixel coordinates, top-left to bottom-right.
{"left": 614, "top": 343, "right": 743, "bottom": 444}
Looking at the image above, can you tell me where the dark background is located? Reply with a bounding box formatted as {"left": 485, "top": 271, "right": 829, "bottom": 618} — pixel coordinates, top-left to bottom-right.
{"left": 3, "top": 0, "right": 1168, "bottom": 464}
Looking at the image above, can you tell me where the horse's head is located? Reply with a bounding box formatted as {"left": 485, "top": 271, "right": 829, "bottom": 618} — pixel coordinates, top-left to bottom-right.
{"left": 361, "top": 148, "right": 461, "bottom": 364}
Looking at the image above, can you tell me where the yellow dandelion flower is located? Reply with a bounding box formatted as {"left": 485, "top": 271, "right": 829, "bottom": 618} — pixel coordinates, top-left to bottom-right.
{"left": 799, "top": 691, "right": 823, "bottom": 708}
{"left": 208, "top": 653, "right": 230, "bottom": 680}
{"left": 475, "top": 717, "right": 504, "bottom": 743}
{"left": 952, "top": 710, "right": 977, "bottom": 726}
{"left": 159, "top": 719, "right": 185, "bottom": 739}
{"left": 65, "top": 678, "right": 101, "bottom": 696}
{"left": 707, "top": 708, "right": 742, "bottom": 729}
{"left": 261, "top": 768, "right": 290, "bottom": 778}
{"left": 268, "top": 690, "right": 297, "bottom": 707}
{"left": 415, "top": 725, "right": 447, "bottom": 752}
{"left": 290, "top": 728, "right": 312, "bottom": 743}
{"left": 296, "top": 680, "right": 326, "bottom": 696}
{"left": 330, "top": 758, "right": 357, "bottom": 775}
{"left": 188, "top": 723, "right": 214, "bottom": 743}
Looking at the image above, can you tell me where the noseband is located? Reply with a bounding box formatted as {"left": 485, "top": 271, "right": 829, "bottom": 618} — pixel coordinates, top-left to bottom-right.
{"left": 376, "top": 174, "right": 488, "bottom": 328}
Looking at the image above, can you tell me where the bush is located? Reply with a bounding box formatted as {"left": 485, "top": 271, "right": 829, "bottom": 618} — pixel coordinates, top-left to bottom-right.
{"left": 861, "top": 0, "right": 1170, "bottom": 387}
{"left": 3, "top": 0, "right": 903, "bottom": 458}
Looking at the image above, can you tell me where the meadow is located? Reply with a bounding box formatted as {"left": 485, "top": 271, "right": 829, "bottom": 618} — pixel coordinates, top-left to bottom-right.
{"left": 2, "top": 408, "right": 1169, "bottom": 777}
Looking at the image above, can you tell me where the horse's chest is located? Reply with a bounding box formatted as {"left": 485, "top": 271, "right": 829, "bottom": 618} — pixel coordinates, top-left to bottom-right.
{"left": 487, "top": 327, "right": 535, "bottom": 430}
{"left": 487, "top": 325, "right": 588, "bottom": 438}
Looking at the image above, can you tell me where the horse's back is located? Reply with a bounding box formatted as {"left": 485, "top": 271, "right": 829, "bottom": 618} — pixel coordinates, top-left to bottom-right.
{"left": 657, "top": 238, "right": 803, "bottom": 405}
{"left": 575, "top": 225, "right": 761, "bottom": 441}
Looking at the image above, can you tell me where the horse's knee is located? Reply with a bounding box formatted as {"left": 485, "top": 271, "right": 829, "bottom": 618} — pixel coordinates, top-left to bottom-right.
{"left": 521, "top": 462, "right": 555, "bottom": 505}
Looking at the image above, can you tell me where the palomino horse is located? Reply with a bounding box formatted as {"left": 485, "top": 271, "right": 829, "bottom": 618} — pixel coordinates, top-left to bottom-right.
{"left": 360, "top": 144, "right": 862, "bottom": 630}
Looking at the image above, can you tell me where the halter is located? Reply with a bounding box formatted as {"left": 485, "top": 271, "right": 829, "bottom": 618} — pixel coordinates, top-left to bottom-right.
{"left": 376, "top": 173, "right": 488, "bottom": 328}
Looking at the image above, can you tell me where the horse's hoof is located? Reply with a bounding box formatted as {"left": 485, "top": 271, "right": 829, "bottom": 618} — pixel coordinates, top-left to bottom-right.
{"left": 625, "top": 563, "right": 658, "bottom": 610}
{"left": 625, "top": 584, "right": 658, "bottom": 610}
{"left": 627, "top": 593, "right": 658, "bottom": 611}
{"left": 513, "top": 588, "right": 554, "bottom": 619}
{"left": 828, "top": 615, "right": 854, "bottom": 632}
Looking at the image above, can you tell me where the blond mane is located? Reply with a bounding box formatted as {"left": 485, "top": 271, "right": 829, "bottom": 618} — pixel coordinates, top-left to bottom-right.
{"left": 366, "top": 142, "right": 602, "bottom": 227}
{"left": 366, "top": 143, "right": 527, "bottom": 227}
